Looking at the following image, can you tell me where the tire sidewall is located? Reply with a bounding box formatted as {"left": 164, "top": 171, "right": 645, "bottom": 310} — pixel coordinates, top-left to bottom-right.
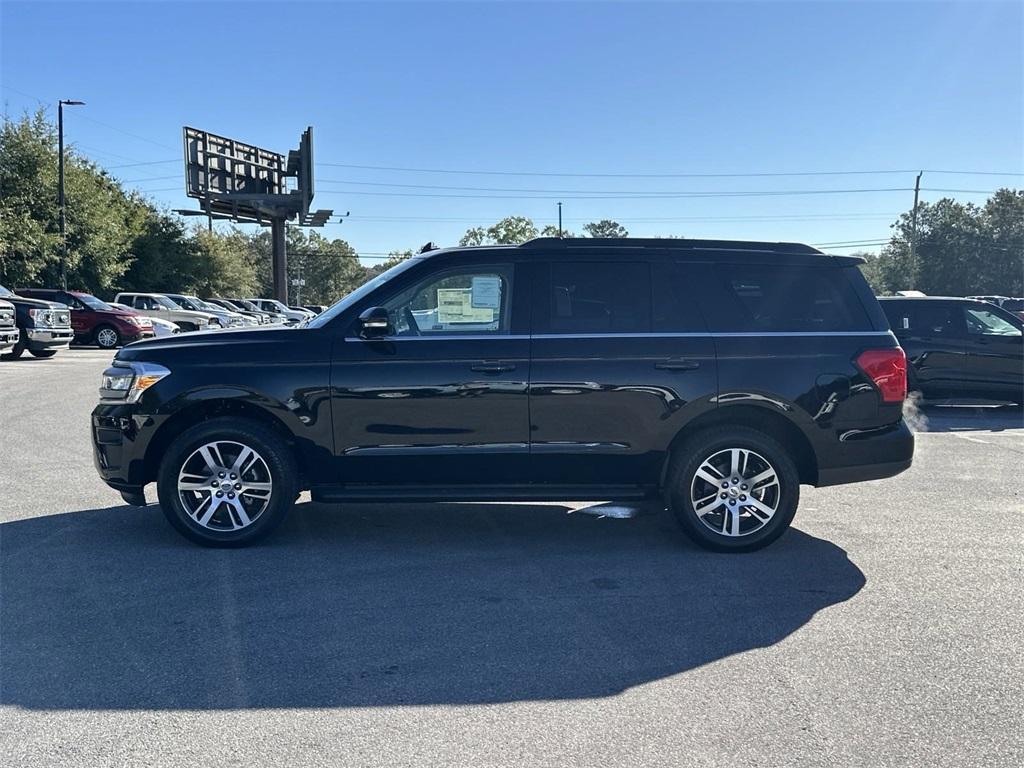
{"left": 157, "top": 418, "right": 297, "bottom": 547}
{"left": 668, "top": 427, "right": 800, "bottom": 552}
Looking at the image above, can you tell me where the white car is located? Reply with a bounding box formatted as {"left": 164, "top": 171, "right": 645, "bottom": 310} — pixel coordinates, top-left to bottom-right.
{"left": 113, "top": 292, "right": 218, "bottom": 331}
{"left": 110, "top": 303, "right": 180, "bottom": 337}
{"left": 247, "top": 298, "right": 314, "bottom": 324}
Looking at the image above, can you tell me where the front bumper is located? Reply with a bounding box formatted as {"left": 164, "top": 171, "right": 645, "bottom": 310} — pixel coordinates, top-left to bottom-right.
{"left": 25, "top": 327, "right": 74, "bottom": 350}
{"left": 816, "top": 419, "right": 915, "bottom": 487}
{"left": 123, "top": 329, "right": 156, "bottom": 343}
{"left": 92, "top": 404, "right": 166, "bottom": 493}
{"left": 0, "top": 327, "right": 19, "bottom": 349}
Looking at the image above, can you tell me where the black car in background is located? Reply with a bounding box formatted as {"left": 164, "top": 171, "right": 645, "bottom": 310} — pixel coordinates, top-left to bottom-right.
{"left": 93, "top": 238, "right": 913, "bottom": 551}
{"left": 879, "top": 297, "right": 1023, "bottom": 404}
{"left": 0, "top": 284, "right": 74, "bottom": 360}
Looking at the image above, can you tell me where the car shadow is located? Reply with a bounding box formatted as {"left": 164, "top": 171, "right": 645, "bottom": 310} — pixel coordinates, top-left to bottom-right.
{"left": 915, "top": 403, "right": 1023, "bottom": 433}
{"left": 1, "top": 501, "right": 865, "bottom": 710}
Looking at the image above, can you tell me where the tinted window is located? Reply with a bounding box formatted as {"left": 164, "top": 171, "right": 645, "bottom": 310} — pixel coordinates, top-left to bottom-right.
{"left": 887, "top": 303, "right": 962, "bottom": 335}
{"left": 702, "top": 264, "right": 871, "bottom": 332}
{"left": 541, "top": 262, "right": 651, "bottom": 333}
{"left": 653, "top": 262, "right": 708, "bottom": 332}
{"left": 380, "top": 264, "right": 513, "bottom": 336}
{"left": 964, "top": 306, "right": 1021, "bottom": 337}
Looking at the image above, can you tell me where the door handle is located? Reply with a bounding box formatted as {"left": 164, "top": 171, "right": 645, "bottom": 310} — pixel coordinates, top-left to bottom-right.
{"left": 471, "top": 362, "right": 516, "bottom": 374}
{"left": 655, "top": 359, "right": 701, "bottom": 371}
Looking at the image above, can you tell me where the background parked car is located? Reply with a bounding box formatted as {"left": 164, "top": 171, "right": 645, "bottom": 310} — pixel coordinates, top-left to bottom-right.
{"left": 0, "top": 284, "right": 74, "bottom": 360}
{"left": 247, "top": 298, "right": 311, "bottom": 324}
{"left": 17, "top": 288, "right": 154, "bottom": 349}
{"left": 113, "top": 293, "right": 217, "bottom": 331}
{"left": 217, "top": 298, "right": 286, "bottom": 324}
{"left": 968, "top": 295, "right": 1024, "bottom": 320}
{"left": 0, "top": 297, "right": 20, "bottom": 353}
{"left": 164, "top": 294, "right": 251, "bottom": 328}
{"left": 302, "top": 305, "right": 327, "bottom": 315}
{"left": 879, "top": 296, "right": 1023, "bottom": 404}
{"left": 205, "top": 298, "right": 271, "bottom": 325}
{"left": 109, "top": 302, "right": 180, "bottom": 338}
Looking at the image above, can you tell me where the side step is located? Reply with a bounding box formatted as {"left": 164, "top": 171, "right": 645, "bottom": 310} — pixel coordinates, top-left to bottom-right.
{"left": 311, "top": 484, "right": 654, "bottom": 504}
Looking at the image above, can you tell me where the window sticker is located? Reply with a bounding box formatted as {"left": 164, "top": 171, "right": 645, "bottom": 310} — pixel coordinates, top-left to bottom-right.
{"left": 436, "top": 289, "right": 495, "bottom": 323}
{"left": 471, "top": 275, "right": 501, "bottom": 309}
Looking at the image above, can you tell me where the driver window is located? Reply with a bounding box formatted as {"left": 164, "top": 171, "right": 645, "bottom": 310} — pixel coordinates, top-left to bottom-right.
{"left": 381, "top": 264, "right": 513, "bottom": 337}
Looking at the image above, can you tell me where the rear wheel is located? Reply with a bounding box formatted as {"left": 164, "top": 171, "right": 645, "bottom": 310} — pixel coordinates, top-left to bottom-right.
{"left": 157, "top": 417, "right": 298, "bottom": 547}
{"left": 29, "top": 349, "right": 57, "bottom": 358}
{"left": 94, "top": 324, "right": 121, "bottom": 349}
{"left": 666, "top": 427, "right": 799, "bottom": 552}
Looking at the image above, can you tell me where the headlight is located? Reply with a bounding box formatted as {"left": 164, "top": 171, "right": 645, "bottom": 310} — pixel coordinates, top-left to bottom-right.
{"left": 229, "top": 317, "right": 243, "bottom": 327}
{"left": 197, "top": 318, "right": 209, "bottom": 327}
{"left": 29, "top": 308, "right": 53, "bottom": 328}
{"left": 99, "top": 361, "right": 171, "bottom": 403}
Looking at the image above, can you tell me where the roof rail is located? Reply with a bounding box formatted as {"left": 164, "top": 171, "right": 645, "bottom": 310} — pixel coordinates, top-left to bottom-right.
{"left": 519, "top": 237, "right": 823, "bottom": 255}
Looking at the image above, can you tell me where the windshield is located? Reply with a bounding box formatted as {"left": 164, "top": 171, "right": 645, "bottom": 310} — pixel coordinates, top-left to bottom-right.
{"left": 195, "top": 298, "right": 223, "bottom": 312}
{"left": 1001, "top": 299, "right": 1024, "bottom": 311}
{"left": 0, "top": 284, "right": 15, "bottom": 298}
{"left": 308, "top": 257, "right": 422, "bottom": 329}
{"left": 235, "top": 299, "right": 260, "bottom": 312}
{"left": 154, "top": 295, "right": 182, "bottom": 310}
{"left": 77, "top": 293, "right": 113, "bottom": 311}
{"left": 168, "top": 295, "right": 201, "bottom": 311}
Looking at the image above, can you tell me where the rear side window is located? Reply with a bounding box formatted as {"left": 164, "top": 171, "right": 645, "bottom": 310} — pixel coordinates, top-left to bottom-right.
{"left": 885, "top": 303, "right": 963, "bottom": 336}
{"left": 540, "top": 262, "right": 651, "bottom": 333}
{"left": 699, "top": 264, "right": 872, "bottom": 332}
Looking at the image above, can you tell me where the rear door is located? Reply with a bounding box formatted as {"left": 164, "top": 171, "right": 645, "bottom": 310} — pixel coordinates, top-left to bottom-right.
{"left": 528, "top": 256, "right": 717, "bottom": 488}
{"left": 887, "top": 302, "right": 966, "bottom": 397}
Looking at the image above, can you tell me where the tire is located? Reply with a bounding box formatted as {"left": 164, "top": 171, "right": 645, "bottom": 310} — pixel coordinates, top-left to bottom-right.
{"left": 94, "top": 324, "right": 122, "bottom": 349}
{"left": 666, "top": 426, "right": 800, "bottom": 552}
{"left": 29, "top": 349, "right": 57, "bottom": 358}
{"left": 1, "top": 341, "right": 25, "bottom": 360}
{"left": 176, "top": 322, "right": 197, "bottom": 332}
{"left": 156, "top": 417, "right": 298, "bottom": 547}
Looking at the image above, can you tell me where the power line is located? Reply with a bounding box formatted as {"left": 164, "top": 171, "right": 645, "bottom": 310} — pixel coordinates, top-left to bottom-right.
{"left": 317, "top": 161, "right": 1024, "bottom": 179}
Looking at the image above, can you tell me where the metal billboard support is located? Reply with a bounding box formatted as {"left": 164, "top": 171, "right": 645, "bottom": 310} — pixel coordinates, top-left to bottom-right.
{"left": 272, "top": 219, "right": 287, "bottom": 304}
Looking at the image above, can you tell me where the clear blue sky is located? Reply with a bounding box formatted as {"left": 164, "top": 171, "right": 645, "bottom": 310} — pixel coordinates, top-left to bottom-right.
{"left": 2, "top": 1, "right": 1022, "bottom": 264}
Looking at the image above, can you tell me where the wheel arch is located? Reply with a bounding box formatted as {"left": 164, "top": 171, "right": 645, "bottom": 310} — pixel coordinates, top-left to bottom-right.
{"left": 665, "top": 404, "right": 819, "bottom": 486}
{"left": 142, "top": 394, "right": 298, "bottom": 485}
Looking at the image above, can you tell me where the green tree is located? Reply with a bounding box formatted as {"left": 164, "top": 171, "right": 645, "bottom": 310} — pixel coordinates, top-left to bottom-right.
{"left": 0, "top": 110, "right": 147, "bottom": 291}
{"left": 288, "top": 229, "right": 368, "bottom": 305}
{"left": 866, "top": 190, "right": 1021, "bottom": 296}
{"left": 459, "top": 215, "right": 538, "bottom": 246}
{"left": 583, "top": 219, "right": 628, "bottom": 238}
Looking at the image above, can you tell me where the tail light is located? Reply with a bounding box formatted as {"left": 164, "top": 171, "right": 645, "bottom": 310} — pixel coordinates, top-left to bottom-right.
{"left": 856, "top": 348, "right": 907, "bottom": 403}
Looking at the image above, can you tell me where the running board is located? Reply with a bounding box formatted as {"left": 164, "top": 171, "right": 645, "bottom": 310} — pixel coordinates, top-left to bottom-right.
{"left": 310, "top": 484, "right": 654, "bottom": 504}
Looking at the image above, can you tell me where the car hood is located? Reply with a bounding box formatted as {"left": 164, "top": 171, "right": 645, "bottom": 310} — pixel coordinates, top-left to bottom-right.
{"left": 3, "top": 294, "right": 68, "bottom": 310}
{"left": 116, "top": 324, "right": 300, "bottom": 360}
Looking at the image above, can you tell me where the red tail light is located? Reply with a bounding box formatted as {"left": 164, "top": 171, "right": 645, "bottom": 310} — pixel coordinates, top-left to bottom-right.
{"left": 856, "top": 348, "right": 907, "bottom": 403}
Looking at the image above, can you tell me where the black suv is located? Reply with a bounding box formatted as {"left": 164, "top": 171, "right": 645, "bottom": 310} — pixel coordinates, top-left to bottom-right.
{"left": 879, "top": 296, "right": 1023, "bottom": 403}
{"left": 92, "top": 238, "right": 913, "bottom": 551}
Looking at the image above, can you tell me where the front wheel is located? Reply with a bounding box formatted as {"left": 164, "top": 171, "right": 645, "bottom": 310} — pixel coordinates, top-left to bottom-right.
{"left": 29, "top": 349, "right": 57, "bottom": 358}
{"left": 1, "top": 341, "right": 25, "bottom": 360}
{"left": 666, "top": 427, "right": 800, "bottom": 552}
{"left": 157, "top": 417, "right": 298, "bottom": 547}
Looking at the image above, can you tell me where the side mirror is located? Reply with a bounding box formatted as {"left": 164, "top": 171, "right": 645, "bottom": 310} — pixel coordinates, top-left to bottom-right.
{"left": 358, "top": 306, "right": 391, "bottom": 338}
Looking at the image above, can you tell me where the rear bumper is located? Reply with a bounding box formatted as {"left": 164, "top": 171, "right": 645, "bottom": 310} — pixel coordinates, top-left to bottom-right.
{"left": 816, "top": 420, "right": 915, "bottom": 487}
{"left": 25, "top": 328, "right": 74, "bottom": 350}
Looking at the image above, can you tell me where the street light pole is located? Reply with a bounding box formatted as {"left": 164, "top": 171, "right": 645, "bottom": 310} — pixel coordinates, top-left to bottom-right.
{"left": 557, "top": 201, "right": 563, "bottom": 238}
{"left": 57, "top": 99, "right": 85, "bottom": 290}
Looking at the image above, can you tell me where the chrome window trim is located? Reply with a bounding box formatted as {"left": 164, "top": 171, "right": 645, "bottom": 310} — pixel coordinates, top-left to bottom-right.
{"left": 345, "top": 331, "right": 892, "bottom": 342}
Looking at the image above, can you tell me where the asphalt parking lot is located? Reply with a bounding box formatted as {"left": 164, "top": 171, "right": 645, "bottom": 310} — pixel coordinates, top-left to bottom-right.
{"left": 1, "top": 347, "right": 1022, "bottom": 768}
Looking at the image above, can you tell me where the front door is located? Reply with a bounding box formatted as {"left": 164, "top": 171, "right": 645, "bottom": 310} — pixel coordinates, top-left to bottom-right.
{"left": 893, "top": 302, "right": 967, "bottom": 398}
{"left": 960, "top": 304, "right": 1024, "bottom": 399}
{"left": 330, "top": 259, "right": 531, "bottom": 486}
{"left": 528, "top": 258, "right": 717, "bottom": 487}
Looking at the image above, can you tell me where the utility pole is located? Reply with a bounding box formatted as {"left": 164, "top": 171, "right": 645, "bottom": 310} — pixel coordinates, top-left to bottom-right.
{"left": 57, "top": 99, "right": 85, "bottom": 290}
{"left": 909, "top": 171, "right": 922, "bottom": 263}
{"left": 557, "top": 201, "right": 563, "bottom": 238}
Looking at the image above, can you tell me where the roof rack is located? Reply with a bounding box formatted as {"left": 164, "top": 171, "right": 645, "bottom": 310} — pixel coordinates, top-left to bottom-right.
{"left": 519, "top": 237, "right": 823, "bottom": 255}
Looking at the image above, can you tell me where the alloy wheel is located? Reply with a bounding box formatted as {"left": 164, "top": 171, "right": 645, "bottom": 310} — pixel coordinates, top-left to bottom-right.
{"left": 96, "top": 328, "right": 118, "bottom": 348}
{"left": 177, "top": 440, "right": 273, "bottom": 531}
{"left": 690, "top": 448, "right": 781, "bottom": 537}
